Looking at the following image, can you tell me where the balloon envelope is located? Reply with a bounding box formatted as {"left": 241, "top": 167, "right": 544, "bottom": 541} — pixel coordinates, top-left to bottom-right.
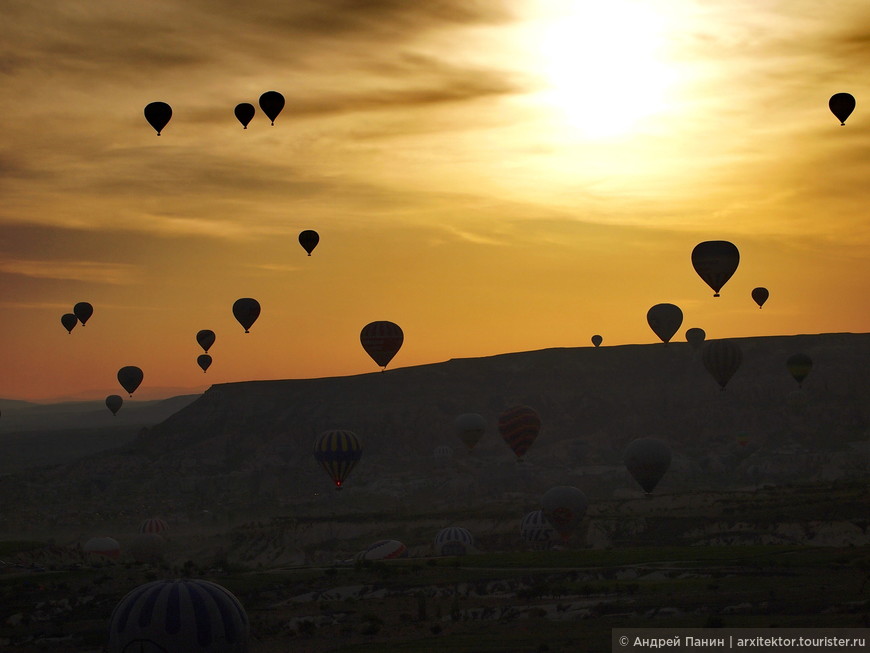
{"left": 454, "top": 413, "right": 486, "bottom": 450}
{"left": 106, "top": 394, "right": 123, "bottom": 415}
{"left": 234, "top": 102, "right": 255, "bottom": 128}
{"left": 83, "top": 536, "right": 120, "bottom": 559}
{"left": 259, "top": 91, "right": 285, "bottom": 124}
{"left": 356, "top": 540, "right": 408, "bottom": 560}
{"left": 691, "top": 240, "right": 740, "bottom": 296}
{"left": 299, "top": 229, "right": 319, "bottom": 255}
{"left": 647, "top": 303, "right": 683, "bottom": 344}
{"left": 73, "top": 301, "right": 93, "bottom": 325}
{"left": 685, "top": 327, "right": 706, "bottom": 349}
{"left": 786, "top": 353, "right": 812, "bottom": 387}
{"left": 702, "top": 339, "right": 742, "bottom": 390}
{"left": 197, "top": 354, "right": 212, "bottom": 373}
{"left": 360, "top": 321, "right": 404, "bottom": 368}
{"left": 232, "top": 298, "right": 260, "bottom": 333}
{"left": 498, "top": 405, "right": 541, "bottom": 461}
{"left": 751, "top": 287, "right": 769, "bottom": 308}
{"left": 624, "top": 438, "right": 671, "bottom": 494}
{"left": 144, "top": 101, "right": 172, "bottom": 135}
{"left": 314, "top": 429, "right": 362, "bottom": 489}
{"left": 117, "top": 366, "right": 144, "bottom": 396}
{"left": 521, "top": 510, "right": 557, "bottom": 547}
{"left": 541, "top": 486, "right": 588, "bottom": 543}
{"left": 591, "top": 334, "right": 603, "bottom": 347}
{"left": 196, "top": 329, "right": 216, "bottom": 353}
{"left": 139, "top": 517, "right": 169, "bottom": 534}
{"left": 829, "top": 92, "right": 855, "bottom": 125}
{"left": 61, "top": 313, "right": 77, "bottom": 333}
{"left": 434, "top": 527, "right": 474, "bottom": 556}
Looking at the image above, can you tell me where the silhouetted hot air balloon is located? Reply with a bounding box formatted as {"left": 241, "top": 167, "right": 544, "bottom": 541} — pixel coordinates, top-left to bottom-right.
{"left": 73, "top": 302, "right": 93, "bottom": 325}
{"left": 117, "top": 366, "right": 143, "bottom": 396}
{"left": 108, "top": 579, "right": 249, "bottom": 653}
{"left": 232, "top": 298, "right": 260, "bottom": 333}
{"left": 541, "top": 486, "right": 588, "bottom": 543}
{"left": 259, "top": 91, "right": 285, "bottom": 125}
{"left": 61, "top": 313, "right": 77, "bottom": 334}
{"left": 498, "top": 405, "right": 541, "bottom": 462}
{"left": 685, "top": 327, "right": 706, "bottom": 350}
{"left": 299, "top": 229, "right": 319, "bottom": 255}
{"left": 647, "top": 303, "right": 683, "bottom": 344}
{"left": 234, "top": 102, "right": 255, "bottom": 129}
{"left": 691, "top": 240, "right": 739, "bottom": 296}
{"left": 144, "top": 101, "right": 172, "bottom": 135}
{"left": 829, "top": 92, "right": 855, "bottom": 125}
{"left": 702, "top": 339, "right": 742, "bottom": 390}
{"left": 434, "top": 527, "right": 474, "bottom": 556}
{"left": 454, "top": 413, "right": 486, "bottom": 450}
{"left": 786, "top": 353, "right": 812, "bottom": 388}
{"left": 314, "top": 429, "right": 362, "bottom": 490}
{"left": 360, "top": 321, "right": 404, "bottom": 369}
{"left": 751, "top": 287, "right": 769, "bottom": 309}
{"left": 591, "top": 334, "right": 603, "bottom": 347}
{"left": 106, "top": 395, "right": 123, "bottom": 416}
{"left": 197, "top": 354, "right": 212, "bottom": 373}
{"left": 139, "top": 517, "right": 169, "bottom": 534}
{"left": 624, "top": 438, "right": 671, "bottom": 495}
{"left": 196, "top": 329, "right": 216, "bottom": 353}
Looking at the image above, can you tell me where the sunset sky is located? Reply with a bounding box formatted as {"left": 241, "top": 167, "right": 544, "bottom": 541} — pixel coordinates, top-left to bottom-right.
{"left": 1, "top": 0, "right": 868, "bottom": 401}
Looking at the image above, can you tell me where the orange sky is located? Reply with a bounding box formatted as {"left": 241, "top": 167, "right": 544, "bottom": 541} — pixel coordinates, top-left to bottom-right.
{"left": 1, "top": 0, "right": 868, "bottom": 401}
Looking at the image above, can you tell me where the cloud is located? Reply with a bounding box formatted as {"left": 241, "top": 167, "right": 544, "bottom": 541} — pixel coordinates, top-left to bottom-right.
{"left": 0, "top": 259, "right": 139, "bottom": 284}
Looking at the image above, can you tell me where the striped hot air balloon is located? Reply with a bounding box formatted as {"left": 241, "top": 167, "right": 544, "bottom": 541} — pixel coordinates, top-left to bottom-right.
{"left": 433, "top": 445, "right": 453, "bottom": 461}
{"left": 498, "top": 405, "right": 541, "bottom": 462}
{"left": 360, "top": 320, "right": 404, "bottom": 369}
{"left": 521, "top": 510, "right": 557, "bottom": 548}
{"left": 314, "top": 430, "right": 362, "bottom": 489}
{"left": 434, "top": 527, "right": 474, "bottom": 556}
{"left": 355, "top": 540, "right": 408, "bottom": 560}
{"left": 139, "top": 517, "right": 168, "bottom": 535}
{"left": 108, "top": 579, "right": 249, "bottom": 653}
{"left": 83, "top": 536, "right": 121, "bottom": 560}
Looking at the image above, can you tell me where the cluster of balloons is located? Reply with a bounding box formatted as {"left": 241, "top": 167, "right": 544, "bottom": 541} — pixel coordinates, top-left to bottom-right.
{"left": 144, "top": 91, "right": 286, "bottom": 135}
{"left": 60, "top": 302, "right": 93, "bottom": 334}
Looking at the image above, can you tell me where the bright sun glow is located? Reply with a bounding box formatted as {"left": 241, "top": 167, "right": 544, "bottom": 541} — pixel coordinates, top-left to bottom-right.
{"left": 535, "top": 0, "right": 677, "bottom": 140}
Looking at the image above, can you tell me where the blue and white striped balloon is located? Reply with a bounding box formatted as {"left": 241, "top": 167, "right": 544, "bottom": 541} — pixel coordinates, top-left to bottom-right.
{"left": 521, "top": 510, "right": 557, "bottom": 547}
{"left": 434, "top": 527, "right": 474, "bottom": 556}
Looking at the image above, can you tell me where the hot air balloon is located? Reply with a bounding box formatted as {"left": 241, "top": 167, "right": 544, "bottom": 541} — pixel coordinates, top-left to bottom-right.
{"left": 360, "top": 321, "right": 404, "bottom": 369}
{"left": 73, "top": 301, "right": 93, "bottom": 325}
{"left": 786, "top": 353, "right": 812, "bottom": 388}
{"left": 139, "top": 517, "right": 169, "bottom": 534}
{"left": 591, "top": 334, "right": 603, "bottom": 347}
{"left": 434, "top": 527, "right": 474, "bottom": 556}
{"left": 314, "top": 429, "right": 362, "bottom": 489}
{"left": 234, "top": 102, "right": 255, "bottom": 128}
{"left": 299, "top": 229, "right": 319, "bottom": 255}
{"left": 61, "top": 313, "right": 77, "bottom": 334}
{"left": 144, "top": 101, "right": 172, "bottom": 135}
{"left": 454, "top": 413, "right": 486, "bottom": 450}
{"left": 108, "top": 579, "right": 249, "bottom": 653}
{"left": 521, "top": 510, "right": 557, "bottom": 548}
{"left": 259, "top": 91, "right": 285, "bottom": 125}
{"left": 702, "top": 339, "right": 742, "bottom": 390}
{"left": 647, "top": 303, "right": 683, "bottom": 344}
{"left": 232, "top": 298, "right": 260, "bottom": 333}
{"left": 685, "top": 327, "right": 706, "bottom": 350}
{"left": 624, "top": 438, "right": 671, "bottom": 495}
{"left": 541, "top": 486, "right": 588, "bottom": 543}
{"left": 355, "top": 540, "right": 408, "bottom": 561}
{"left": 829, "top": 92, "right": 855, "bottom": 125}
{"left": 498, "top": 405, "right": 541, "bottom": 462}
{"left": 117, "top": 366, "right": 143, "bottom": 396}
{"left": 197, "top": 354, "right": 212, "bottom": 373}
{"left": 195, "top": 329, "right": 215, "bottom": 353}
{"left": 751, "top": 287, "right": 769, "bottom": 309}
{"left": 691, "top": 240, "right": 739, "bottom": 296}
{"left": 433, "top": 445, "right": 453, "bottom": 461}
{"left": 106, "top": 395, "right": 123, "bottom": 416}
{"left": 83, "top": 536, "right": 120, "bottom": 559}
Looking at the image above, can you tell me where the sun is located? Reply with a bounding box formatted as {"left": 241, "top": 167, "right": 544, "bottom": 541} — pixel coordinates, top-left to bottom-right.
{"left": 533, "top": 0, "right": 677, "bottom": 140}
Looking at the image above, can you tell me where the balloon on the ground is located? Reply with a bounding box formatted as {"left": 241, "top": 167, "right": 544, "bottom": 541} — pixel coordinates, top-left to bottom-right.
{"left": 751, "top": 287, "right": 769, "bottom": 308}
{"left": 197, "top": 354, "right": 212, "bottom": 373}
{"left": 259, "top": 91, "right": 285, "bottom": 125}
{"left": 360, "top": 321, "right": 404, "bottom": 369}
{"left": 624, "top": 437, "right": 671, "bottom": 494}
{"left": 702, "top": 339, "right": 742, "bottom": 390}
{"left": 454, "top": 413, "right": 486, "bottom": 450}
{"left": 106, "top": 395, "right": 123, "bottom": 416}
{"left": 117, "top": 366, "right": 143, "bottom": 396}
{"left": 521, "top": 510, "right": 557, "bottom": 547}
{"left": 299, "top": 230, "right": 319, "bottom": 255}
{"left": 232, "top": 298, "right": 260, "bottom": 333}
{"left": 647, "top": 303, "right": 683, "bottom": 344}
{"left": 83, "top": 536, "right": 120, "bottom": 559}
{"left": 591, "top": 334, "right": 603, "bottom": 347}
{"left": 355, "top": 540, "right": 408, "bottom": 560}
{"left": 685, "top": 327, "right": 706, "bottom": 349}
{"left": 829, "top": 92, "right": 856, "bottom": 125}
{"left": 691, "top": 240, "right": 740, "bottom": 296}
{"left": 144, "top": 101, "right": 172, "bottom": 135}
{"left": 107, "top": 579, "right": 249, "bottom": 653}
{"left": 234, "top": 102, "right": 255, "bottom": 128}
{"left": 73, "top": 302, "right": 93, "bottom": 325}
{"left": 786, "top": 353, "right": 812, "bottom": 387}
{"left": 196, "top": 329, "right": 215, "bottom": 353}
{"left": 139, "top": 517, "right": 169, "bottom": 534}
{"left": 61, "top": 313, "right": 77, "bottom": 334}
{"left": 314, "top": 429, "right": 362, "bottom": 489}
{"left": 434, "top": 527, "right": 474, "bottom": 556}
{"left": 541, "top": 486, "right": 588, "bottom": 543}
{"left": 498, "top": 405, "right": 541, "bottom": 461}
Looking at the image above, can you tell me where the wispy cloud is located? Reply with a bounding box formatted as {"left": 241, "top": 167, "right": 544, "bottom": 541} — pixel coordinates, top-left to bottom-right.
{"left": 0, "top": 259, "right": 139, "bottom": 284}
